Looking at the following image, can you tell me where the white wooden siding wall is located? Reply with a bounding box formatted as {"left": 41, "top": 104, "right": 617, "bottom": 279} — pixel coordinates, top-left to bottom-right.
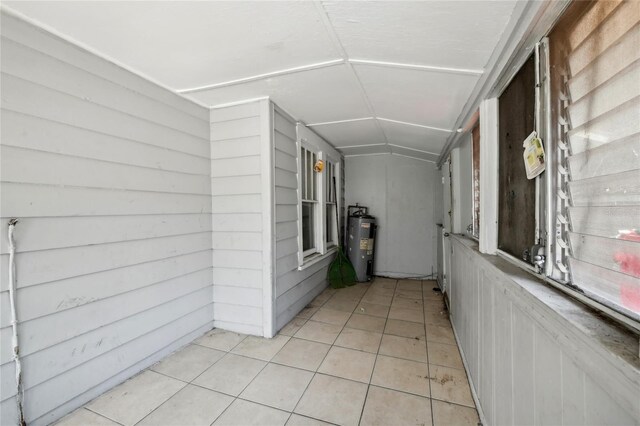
{"left": 210, "top": 100, "right": 269, "bottom": 336}
{"left": 273, "top": 113, "right": 342, "bottom": 330}
{"left": 0, "top": 12, "right": 213, "bottom": 425}
{"left": 448, "top": 236, "right": 640, "bottom": 425}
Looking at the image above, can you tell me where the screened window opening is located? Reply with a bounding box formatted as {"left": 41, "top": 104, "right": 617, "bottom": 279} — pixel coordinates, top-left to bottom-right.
{"left": 497, "top": 53, "right": 537, "bottom": 260}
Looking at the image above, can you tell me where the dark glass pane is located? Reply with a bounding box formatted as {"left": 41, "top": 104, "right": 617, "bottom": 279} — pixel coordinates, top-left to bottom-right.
{"left": 302, "top": 202, "right": 315, "bottom": 251}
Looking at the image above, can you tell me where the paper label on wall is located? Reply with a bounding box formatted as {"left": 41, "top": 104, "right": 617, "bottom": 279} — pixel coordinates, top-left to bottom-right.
{"left": 360, "top": 239, "right": 368, "bottom": 250}
{"left": 522, "top": 131, "right": 546, "bottom": 179}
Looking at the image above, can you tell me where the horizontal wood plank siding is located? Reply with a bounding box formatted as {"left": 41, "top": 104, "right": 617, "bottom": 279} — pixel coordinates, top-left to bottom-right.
{"left": 272, "top": 108, "right": 342, "bottom": 330}
{"left": 210, "top": 101, "right": 266, "bottom": 335}
{"left": 0, "top": 13, "right": 212, "bottom": 426}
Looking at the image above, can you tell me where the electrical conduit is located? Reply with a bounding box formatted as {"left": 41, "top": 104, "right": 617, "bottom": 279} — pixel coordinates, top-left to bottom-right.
{"left": 8, "top": 219, "right": 25, "bottom": 425}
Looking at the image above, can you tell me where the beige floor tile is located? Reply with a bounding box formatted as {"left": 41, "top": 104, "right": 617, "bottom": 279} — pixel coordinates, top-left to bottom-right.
{"left": 271, "top": 338, "right": 331, "bottom": 371}
{"left": 371, "top": 277, "right": 397, "bottom": 289}
{"left": 294, "top": 320, "right": 342, "bottom": 345}
{"left": 388, "top": 306, "right": 424, "bottom": 323}
{"left": 151, "top": 344, "right": 225, "bottom": 382}
{"left": 240, "top": 363, "right": 314, "bottom": 411}
{"left": 391, "top": 297, "right": 424, "bottom": 310}
{"left": 55, "top": 409, "right": 119, "bottom": 426}
{"left": 213, "top": 399, "right": 289, "bottom": 426}
{"left": 396, "top": 279, "right": 423, "bottom": 291}
{"left": 428, "top": 342, "right": 464, "bottom": 369}
{"left": 334, "top": 328, "right": 382, "bottom": 353}
{"left": 360, "top": 293, "right": 393, "bottom": 306}
{"left": 355, "top": 302, "right": 389, "bottom": 318}
{"left": 279, "top": 317, "right": 308, "bottom": 336}
{"left": 318, "top": 346, "right": 376, "bottom": 383}
{"left": 231, "top": 335, "right": 290, "bottom": 361}
{"left": 384, "top": 319, "right": 425, "bottom": 339}
{"left": 192, "top": 353, "right": 266, "bottom": 396}
{"left": 286, "top": 414, "right": 333, "bottom": 425}
{"left": 395, "top": 289, "right": 423, "bottom": 300}
{"left": 426, "top": 324, "right": 456, "bottom": 345}
{"left": 195, "top": 329, "right": 246, "bottom": 352}
{"left": 424, "top": 299, "right": 447, "bottom": 312}
{"left": 294, "top": 374, "right": 368, "bottom": 426}
{"left": 345, "top": 313, "right": 386, "bottom": 333}
{"left": 429, "top": 365, "right": 475, "bottom": 407}
{"left": 87, "top": 370, "right": 186, "bottom": 426}
{"left": 371, "top": 355, "right": 430, "bottom": 397}
{"left": 379, "top": 334, "right": 428, "bottom": 363}
{"left": 336, "top": 285, "right": 368, "bottom": 299}
{"left": 425, "top": 310, "right": 451, "bottom": 327}
{"left": 137, "top": 384, "right": 233, "bottom": 426}
{"left": 324, "top": 297, "right": 359, "bottom": 313}
{"left": 432, "top": 400, "right": 480, "bottom": 426}
{"left": 297, "top": 306, "right": 320, "bottom": 319}
{"left": 366, "top": 287, "right": 395, "bottom": 297}
{"left": 309, "top": 291, "right": 333, "bottom": 307}
{"left": 310, "top": 307, "right": 351, "bottom": 326}
{"left": 360, "top": 385, "right": 432, "bottom": 426}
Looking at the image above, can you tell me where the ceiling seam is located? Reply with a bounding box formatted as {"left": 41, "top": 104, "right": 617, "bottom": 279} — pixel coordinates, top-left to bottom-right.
{"left": 312, "top": 0, "right": 391, "bottom": 149}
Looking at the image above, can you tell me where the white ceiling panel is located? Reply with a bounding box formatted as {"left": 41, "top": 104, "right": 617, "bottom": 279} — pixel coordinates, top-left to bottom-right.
{"left": 322, "top": 1, "right": 517, "bottom": 70}
{"left": 189, "top": 64, "right": 371, "bottom": 124}
{"left": 341, "top": 144, "right": 390, "bottom": 156}
{"left": 390, "top": 146, "right": 438, "bottom": 163}
{"left": 379, "top": 120, "right": 450, "bottom": 154}
{"left": 355, "top": 64, "right": 479, "bottom": 129}
{"left": 309, "top": 119, "right": 385, "bottom": 148}
{"left": 5, "top": 1, "right": 340, "bottom": 90}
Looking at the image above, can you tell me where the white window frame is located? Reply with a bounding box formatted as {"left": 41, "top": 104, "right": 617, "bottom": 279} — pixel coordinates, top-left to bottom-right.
{"left": 297, "top": 138, "right": 341, "bottom": 269}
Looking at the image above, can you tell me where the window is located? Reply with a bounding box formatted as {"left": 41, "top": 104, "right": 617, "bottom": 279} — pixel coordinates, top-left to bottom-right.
{"left": 325, "top": 160, "right": 337, "bottom": 247}
{"left": 488, "top": 0, "right": 639, "bottom": 326}
{"left": 497, "top": 53, "right": 538, "bottom": 261}
{"left": 298, "top": 141, "right": 341, "bottom": 267}
{"left": 546, "top": 0, "right": 640, "bottom": 322}
{"left": 300, "top": 146, "right": 318, "bottom": 257}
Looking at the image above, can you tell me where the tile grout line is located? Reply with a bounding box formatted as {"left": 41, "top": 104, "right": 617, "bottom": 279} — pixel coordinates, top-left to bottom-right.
{"left": 422, "top": 279, "right": 436, "bottom": 426}
{"left": 357, "top": 278, "right": 397, "bottom": 426}
{"left": 289, "top": 285, "right": 356, "bottom": 422}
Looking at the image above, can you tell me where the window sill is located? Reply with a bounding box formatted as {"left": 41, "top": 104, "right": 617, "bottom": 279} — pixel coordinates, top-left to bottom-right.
{"left": 298, "top": 247, "right": 338, "bottom": 271}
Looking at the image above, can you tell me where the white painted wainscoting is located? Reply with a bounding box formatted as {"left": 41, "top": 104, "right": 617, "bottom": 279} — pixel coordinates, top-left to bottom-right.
{"left": 0, "top": 11, "right": 213, "bottom": 425}
{"left": 448, "top": 236, "right": 640, "bottom": 425}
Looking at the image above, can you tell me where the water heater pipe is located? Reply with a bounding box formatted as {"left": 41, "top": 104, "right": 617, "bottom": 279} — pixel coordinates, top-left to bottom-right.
{"left": 8, "top": 219, "right": 25, "bottom": 425}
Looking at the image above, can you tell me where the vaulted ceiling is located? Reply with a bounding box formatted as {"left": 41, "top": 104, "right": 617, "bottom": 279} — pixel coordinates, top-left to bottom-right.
{"left": 4, "top": 1, "right": 521, "bottom": 162}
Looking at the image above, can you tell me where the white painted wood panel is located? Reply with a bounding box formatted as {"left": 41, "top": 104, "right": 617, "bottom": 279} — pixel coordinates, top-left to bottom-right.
{"left": 0, "top": 15, "right": 212, "bottom": 425}
{"left": 209, "top": 100, "right": 268, "bottom": 335}
{"left": 448, "top": 236, "right": 640, "bottom": 425}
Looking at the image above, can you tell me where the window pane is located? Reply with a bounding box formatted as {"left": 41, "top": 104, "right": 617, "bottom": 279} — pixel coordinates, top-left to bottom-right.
{"left": 302, "top": 202, "right": 315, "bottom": 252}
{"left": 300, "top": 147, "right": 306, "bottom": 200}
{"left": 497, "top": 53, "right": 536, "bottom": 259}
{"left": 472, "top": 124, "right": 480, "bottom": 238}
{"left": 326, "top": 203, "right": 334, "bottom": 244}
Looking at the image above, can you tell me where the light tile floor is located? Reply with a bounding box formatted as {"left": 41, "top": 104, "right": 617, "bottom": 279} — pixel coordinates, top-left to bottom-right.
{"left": 56, "top": 278, "right": 480, "bottom": 426}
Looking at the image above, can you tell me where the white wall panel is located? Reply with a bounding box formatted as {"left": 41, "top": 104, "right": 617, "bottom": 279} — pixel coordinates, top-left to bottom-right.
{"left": 449, "top": 236, "right": 640, "bottom": 426}
{"left": 345, "top": 154, "right": 438, "bottom": 278}
{"left": 210, "top": 100, "right": 269, "bottom": 335}
{"left": 0, "top": 13, "right": 212, "bottom": 425}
